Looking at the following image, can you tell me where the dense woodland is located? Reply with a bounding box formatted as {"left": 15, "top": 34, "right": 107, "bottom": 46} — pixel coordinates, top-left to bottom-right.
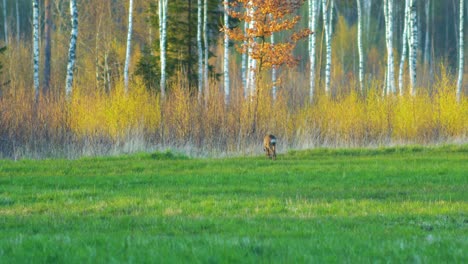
{"left": 0, "top": 0, "right": 467, "bottom": 158}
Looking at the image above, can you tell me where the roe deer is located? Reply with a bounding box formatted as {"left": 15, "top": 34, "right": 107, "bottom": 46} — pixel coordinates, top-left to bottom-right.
{"left": 263, "top": 134, "right": 277, "bottom": 160}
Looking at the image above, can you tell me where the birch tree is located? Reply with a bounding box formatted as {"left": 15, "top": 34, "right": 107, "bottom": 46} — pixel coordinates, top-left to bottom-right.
{"left": 32, "top": 0, "right": 40, "bottom": 100}
{"left": 271, "top": 31, "right": 277, "bottom": 100}
{"left": 309, "top": 0, "right": 318, "bottom": 101}
{"left": 398, "top": 0, "right": 410, "bottom": 95}
{"left": 408, "top": 0, "right": 417, "bottom": 96}
{"left": 197, "top": 0, "right": 203, "bottom": 99}
{"left": 159, "top": 0, "right": 168, "bottom": 98}
{"left": 225, "top": 0, "right": 310, "bottom": 133}
{"left": 65, "top": 0, "right": 78, "bottom": 97}
{"left": 223, "top": 0, "right": 230, "bottom": 103}
{"left": 383, "top": 0, "right": 395, "bottom": 94}
{"left": 43, "top": 0, "right": 52, "bottom": 93}
{"left": 356, "top": 0, "right": 364, "bottom": 92}
{"left": 241, "top": 21, "right": 247, "bottom": 97}
{"left": 124, "top": 0, "right": 134, "bottom": 93}
{"left": 203, "top": 0, "right": 208, "bottom": 92}
{"left": 457, "top": 0, "right": 464, "bottom": 102}
{"left": 245, "top": 1, "right": 257, "bottom": 98}
{"left": 322, "top": 0, "right": 334, "bottom": 95}
{"left": 225, "top": 0, "right": 310, "bottom": 94}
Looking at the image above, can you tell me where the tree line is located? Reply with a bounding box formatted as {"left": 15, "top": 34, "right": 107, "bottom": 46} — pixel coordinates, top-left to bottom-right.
{"left": 0, "top": 0, "right": 465, "bottom": 102}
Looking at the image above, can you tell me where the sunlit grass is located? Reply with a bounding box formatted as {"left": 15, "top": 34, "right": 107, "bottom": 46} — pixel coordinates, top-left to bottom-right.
{"left": 0, "top": 145, "right": 467, "bottom": 262}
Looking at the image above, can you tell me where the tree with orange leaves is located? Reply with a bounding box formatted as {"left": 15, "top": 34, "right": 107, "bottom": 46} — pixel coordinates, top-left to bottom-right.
{"left": 223, "top": 0, "right": 312, "bottom": 99}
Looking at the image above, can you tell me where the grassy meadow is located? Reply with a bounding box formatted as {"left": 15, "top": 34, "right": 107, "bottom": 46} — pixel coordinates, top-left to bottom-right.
{"left": 0, "top": 145, "right": 467, "bottom": 262}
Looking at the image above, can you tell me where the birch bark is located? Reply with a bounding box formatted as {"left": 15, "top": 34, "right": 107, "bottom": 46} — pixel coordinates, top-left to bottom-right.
{"left": 159, "top": 0, "right": 168, "bottom": 98}
{"left": 65, "top": 0, "right": 78, "bottom": 97}
{"left": 197, "top": 0, "right": 203, "bottom": 100}
{"left": 203, "top": 0, "right": 208, "bottom": 93}
{"left": 357, "top": 0, "right": 364, "bottom": 92}
{"left": 241, "top": 21, "right": 247, "bottom": 98}
{"left": 223, "top": 0, "right": 230, "bottom": 103}
{"left": 383, "top": 0, "right": 395, "bottom": 94}
{"left": 457, "top": 0, "right": 464, "bottom": 102}
{"left": 124, "top": 0, "right": 134, "bottom": 93}
{"left": 32, "top": 0, "right": 40, "bottom": 100}
{"left": 322, "top": 0, "right": 333, "bottom": 95}
{"left": 271, "top": 31, "right": 277, "bottom": 101}
{"left": 399, "top": 0, "right": 410, "bottom": 95}
{"left": 309, "top": 0, "right": 318, "bottom": 101}
{"left": 43, "top": 0, "right": 52, "bottom": 93}
{"left": 408, "top": 0, "right": 417, "bottom": 96}
{"left": 246, "top": 1, "right": 256, "bottom": 98}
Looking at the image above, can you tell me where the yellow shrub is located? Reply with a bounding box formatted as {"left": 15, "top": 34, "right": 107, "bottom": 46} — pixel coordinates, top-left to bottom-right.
{"left": 70, "top": 78, "right": 160, "bottom": 141}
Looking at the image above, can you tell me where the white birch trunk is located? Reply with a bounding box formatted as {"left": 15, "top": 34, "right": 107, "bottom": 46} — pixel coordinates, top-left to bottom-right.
{"left": 322, "top": 0, "right": 333, "bottom": 95}
{"left": 246, "top": 1, "right": 256, "bottom": 98}
{"left": 271, "top": 31, "right": 277, "bottom": 101}
{"left": 3, "top": 0, "right": 7, "bottom": 45}
{"left": 399, "top": 0, "right": 410, "bottom": 95}
{"left": 223, "top": 0, "right": 230, "bottom": 103}
{"left": 309, "top": 0, "right": 318, "bottom": 102}
{"left": 197, "top": 0, "right": 203, "bottom": 100}
{"left": 124, "top": 0, "right": 134, "bottom": 93}
{"left": 408, "top": 0, "right": 417, "bottom": 96}
{"left": 203, "top": 0, "right": 208, "bottom": 93}
{"left": 357, "top": 0, "right": 364, "bottom": 92}
{"left": 457, "top": 0, "right": 464, "bottom": 101}
{"left": 32, "top": 0, "right": 39, "bottom": 99}
{"left": 65, "top": 0, "right": 78, "bottom": 97}
{"left": 159, "top": 0, "right": 168, "bottom": 98}
{"left": 241, "top": 21, "right": 248, "bottom": 98}
{"left": 384, "top": 0, "right": 395, "bottom": 94}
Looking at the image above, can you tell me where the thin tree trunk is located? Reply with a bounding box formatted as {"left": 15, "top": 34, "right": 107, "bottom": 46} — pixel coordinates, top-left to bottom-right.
{"left": 384, "top": 0, "right": 395, "bottom": 94}
{"left": 408, "top": 0, "right": 417, "bottom": 96}
{"left": 188, "top": 0, "right": 193, "bottom": 87}
{"left": 43, "top": 0, "right": 52, "bottom": 93}
{"left": 322, "top": 0, "right": 333, "bottom": 95}
{"left": 32, "top": 0, "right": 40, "bottom": 101}
{"left": 159, "top": 0, "right": 167, "bottom": 98}
{"left": 124, "top": 0, "right": 134, "bottom": 93}
{"left": 197, "top": 0, "right": 203, "bottom": 100}
{"left": 246, "top": 1, "right": 256, "bottom": 98}
{"left": 271, "top": 31, "right": 277, "bottom": 101}
{"left": 223, "top": 0, "right": 230, "bottom": 104}
{"left": 399, "top": 0, "right": 410, "bottom": 95}
{"left": 65, "top": 0, "right": 78, "bottom": 97}
{"left": 357, "top": 0, "right": 364, "bottom": 92}
{"left": 241, "top": 21, "right": 247, "bottom": 98}
{"left": 457, "top": 0, "right": 464, "bottom": 102}
{"left": 364, "top": 0, "right": 372, "bottom": 42}
{"left": 423, "top": 0, "right": 430, "bottom": 67}
{"left": 203, "top": 0, "right": 208, "bottom": 93}
{"left": 309, "top": 0, "right": 318, "bottom": 102}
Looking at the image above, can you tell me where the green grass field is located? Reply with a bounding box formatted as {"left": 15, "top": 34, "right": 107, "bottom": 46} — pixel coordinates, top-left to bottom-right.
{"left": 0, "top": 146, "right": 467, "bottom": 263}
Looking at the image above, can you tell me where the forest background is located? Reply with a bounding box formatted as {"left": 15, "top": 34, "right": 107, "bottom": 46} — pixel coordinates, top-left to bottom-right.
{"left": 0, "top": 0, "right": 467, "bottom": 159}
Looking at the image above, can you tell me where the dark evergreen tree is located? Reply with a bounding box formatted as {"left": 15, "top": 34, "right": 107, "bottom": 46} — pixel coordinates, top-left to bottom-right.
{"left": 136, "top": 0, "right": 223, "bottom": 93}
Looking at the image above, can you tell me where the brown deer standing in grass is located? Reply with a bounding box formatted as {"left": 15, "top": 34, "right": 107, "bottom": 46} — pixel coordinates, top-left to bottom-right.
{"left": 263, "top": 134, "right": 277, "bottom": 160}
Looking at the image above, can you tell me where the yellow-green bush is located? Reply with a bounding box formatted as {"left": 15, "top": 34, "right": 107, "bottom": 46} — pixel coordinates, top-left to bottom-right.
{"left": 70, "top": 78, "right": 160, "bottom": 141}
